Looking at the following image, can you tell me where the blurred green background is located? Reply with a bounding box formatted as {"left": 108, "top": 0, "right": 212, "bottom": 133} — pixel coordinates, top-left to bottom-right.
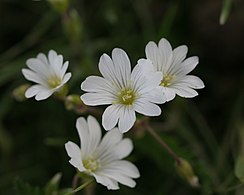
{"left": 0, "top": 0, "right": 244, "bottom": 194}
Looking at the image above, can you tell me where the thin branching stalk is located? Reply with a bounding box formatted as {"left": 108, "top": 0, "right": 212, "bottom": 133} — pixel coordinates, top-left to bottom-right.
{"left": 64, "top": 179, "right": 94, "bottom": 195}
{"left": 145, "top": 122, "right": 181, "bottom": 164}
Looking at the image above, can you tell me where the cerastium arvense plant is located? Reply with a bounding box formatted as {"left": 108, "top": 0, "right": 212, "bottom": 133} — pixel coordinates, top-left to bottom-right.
{"left": 19, "top": 36, "right": 204, "bottom": 194}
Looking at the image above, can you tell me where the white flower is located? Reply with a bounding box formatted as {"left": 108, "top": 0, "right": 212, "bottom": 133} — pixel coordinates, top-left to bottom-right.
{"left": 65, "top": 115, "right": 140, "bottom": 190}
{"left": 80, "top": 48, "right": 165, "bottom": 133}
{"left": 145, "top": 38, "right": 205, "bottom": 102}
{"left": 22, "top": 50, "right": 72, "bottom": 101}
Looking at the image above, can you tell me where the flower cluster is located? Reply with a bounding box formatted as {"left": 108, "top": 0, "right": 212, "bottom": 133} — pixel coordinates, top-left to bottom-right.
{"left": 81, "top": 48, "right": 165, "bottom": 133}
{"left": 145, "top": 38, "right": 204, "bottom": 101}
{"left": 22, "top": 50, "right": 71, "bottom": 100}
{"left": 21, "top": 37, "right": 204, "bottom": 190}
{"left": 65, "top": 115, "right": 140, "bottom": 190}
{"left": 80, "top": 38, "right": 204, "bottom": 133}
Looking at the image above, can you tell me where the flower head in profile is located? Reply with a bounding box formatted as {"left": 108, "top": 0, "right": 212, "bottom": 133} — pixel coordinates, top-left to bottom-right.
{"left": 65, "top": 115, "right": 140, "bottom": 190}
{"left": 80, "top": 48, "right": 165, "bottom": 133}
{"left": 145, "top": 38, "right": 205, "bottom": 102}
{"left": 22, "top": 50, "right": 71, "bottom": 101}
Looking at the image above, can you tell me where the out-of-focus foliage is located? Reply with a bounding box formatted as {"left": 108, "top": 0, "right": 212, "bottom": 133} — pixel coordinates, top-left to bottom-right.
{"left": 235, "top": 155, "right": 244, "bottom": 183}
{"left": 220, "top": 0, "right": 233, "bottom": 25}
{"left": 0, "top": 0, "right": 244, "bottom": 194}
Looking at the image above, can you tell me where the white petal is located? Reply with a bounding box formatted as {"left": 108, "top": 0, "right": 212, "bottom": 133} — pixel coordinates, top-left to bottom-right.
{"left": 134, "top": 99, "right": 161, "bottom": 116}
{"left": 60, "top": 61, "right": 69, "bottom": 78}
{"left": 98, "top": 53, "right": 121, "bottom": 89}
{"left": 25, "top": 85, "right": 46, "bottom": 98}
{"left": 87, "top": 115, "right": 101, "bottom": 154}
{"left": 136, "top": 71, "right": 162, "bottom": 94}
{"left": 81, "top": 93, "right": 114, "bottom": 106}
{"left": 99, "top": 138, "right": 133, "bottom": 163}
{"left": 48, "top": 50, "right": 58, "bottom": 67}
{"left": 69, "top": 158, "right": 84, "bottom": 172}
{"left": 130, "top": 61, "right": 145, "bottom": 89}
{"left": 168, "top": 45, "right": 188, "bottom": 74}
{"left": 145, "top": 41, "right": 159, "bottom": 71}
{"left": 112, "top": 48, "right": 131, "bottom": 87}
{"left": 76, "top": 117, "right": 89, "bottom": 157}
{"left": 143, "top": 88, "right": 167, "bottom": 104}
{"left": 158, "top": 38, "right": 173, "bottom": 72}
{"left": 35, "top": 89, "right": 54, "bottom": 101}
{"left": 49, "top": 51, "right": 64, "bottom": 77}
{"left": 105, "top": 160, "right": 140, "bottom": 178}
{"left": 97, "top": 128, "right": 122, "bottom": 160}
{"left": 98, "top": 169, "right": 137, "bottom": 188}
{"left": 22, "top": 69, "right": 46, "bottom": 85}
{"left": 172, "top": 85, "right": 198, "bottom": 98}
{"left": 61, "top": 73, "right": 72, "bottom": 85}
{"left": 65, "top": 141, "right": 81, "bottom": 160}
{"left": 118, "top": 107, "right": 136, "bottom": 133}
{"left": 81, "top": 76, "right": 116, "bottom": 94}
{"left": 26, "top": 58, "right": 49, "bottom": 79}
{"left": 159, "top": 86, "right": 176, "bottom": 102}
{"left": 93, "top": 174, "right": 119, "bottom": 190}
{"left": 113, "top": 138, "right": 133, "bottom": 159}
{"left": 136, "top": 59, "right": 155, "bottom": 74}
{"left": 176, "top": 56, "right": 199, "bottom": 75}
{"left": 102, "top": 105, "right": 121, "bottom": 130}
{"left": 132, "top": 60, "right": 162, "bottom": 93}
{"left": 37, "top": 53, "right": 48, "bottom": 64}
{"left": 53, "top": 54, "right": 63, "bottom": 72}
{"left": 177, "top": 75, "right": 204, "bottom": 89}
{"left": 65, "top": 141, "right": 84, "bottom": 172}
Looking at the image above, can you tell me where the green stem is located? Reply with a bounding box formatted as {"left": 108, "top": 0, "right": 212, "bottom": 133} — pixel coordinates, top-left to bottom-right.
{"left": 64, "top": 179, "right": 94, "bottom": 195}
{"left": 220, "top": 0, "right": 233, "bottom": 25}
{"left": 145, "top": 122, "right": 181, "bottom": 164}
{"left": 226, "top": 183, "right": 243, "bottom": 192}
{"left": 72, "top": 173, "right": 80, "bottom": 190}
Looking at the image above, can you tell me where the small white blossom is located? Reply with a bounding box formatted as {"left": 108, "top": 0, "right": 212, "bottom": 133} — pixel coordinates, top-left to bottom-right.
{"left": 145, "top": 38, "right": 205, "bottom": 101}
{"left": 80, "top": 48, "right": 165, "bottom": 133}
{"left": 65, "top": 115, "right": 140, "bottom": 190}
{"left": 22, "top": 50, "right": 71, "bottom": 101}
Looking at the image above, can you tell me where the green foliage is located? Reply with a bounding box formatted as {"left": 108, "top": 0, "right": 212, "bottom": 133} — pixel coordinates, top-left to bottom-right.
{"left": 44, "top": 173, "right": 62, "bottom": 195}
{"left": 235, "top": 156, "right": 244, "bottom": 183}
{"left": 14, "top": 178, "right": 43, "bottom": 195}
{"left": 15, "top": 173, "right": 65, "bottom": 195}
{"left": 220, "top": 0, "right": 233, "bottom": 25}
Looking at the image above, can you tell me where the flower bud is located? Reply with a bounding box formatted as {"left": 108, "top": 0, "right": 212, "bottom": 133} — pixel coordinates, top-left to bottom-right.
{"left": 63, "top": 9, "right": 82, "bottom": 43}
{"left": 47, "top": 0, "right": 70, "bottom": 13}
{"left": 12, "top": 84, "right": 30, "bottom": 101}
{"left": 175, "top": 158, "right": 200, "bottom": 187}
{"left": 65, "top": 94, "right": 86, "bottom": 114}
{"left": 54, "top": 84, "right": 69, "bottom": 100}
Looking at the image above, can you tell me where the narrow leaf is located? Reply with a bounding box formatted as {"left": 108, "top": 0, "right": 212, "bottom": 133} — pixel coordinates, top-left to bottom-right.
{"left": 220, "top": 0, "right": 233, "bottom": 25}
{"left": 235, "top": 155, "right": 244, "bottom": 182}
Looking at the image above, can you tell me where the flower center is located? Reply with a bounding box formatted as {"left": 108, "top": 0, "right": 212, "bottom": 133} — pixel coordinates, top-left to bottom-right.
{"left": 160, "top": 74, "right": 173, "bottom": 87}
{"left": 83, "top": 158, "right": 99, "bottom": 173}
{"left": 117, "top": 88, "right": 136, "bottom": 105}
{"left": 47, "top": 75, "right": 61, "bottom": 88}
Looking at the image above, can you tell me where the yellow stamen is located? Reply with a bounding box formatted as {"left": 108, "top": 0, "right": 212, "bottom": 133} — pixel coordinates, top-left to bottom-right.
{"left": 117, "top": 88, "right": 136, "bottom": 105}
{"left": 83, "top": 158, "right": 99, "bottom": 173}
{"left": 47, "top": 75, "right": 61, "bottom": 88}
{"left": 160, "top": 74, "right": 173, "bottom": 87}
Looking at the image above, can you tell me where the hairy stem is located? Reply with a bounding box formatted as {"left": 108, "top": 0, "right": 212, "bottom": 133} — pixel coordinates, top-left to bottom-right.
{"left": 145, "top": 122, "right": 181, "bottom": 164}
{"left": 64, "top": 179, "right": 94, "bottom": 195}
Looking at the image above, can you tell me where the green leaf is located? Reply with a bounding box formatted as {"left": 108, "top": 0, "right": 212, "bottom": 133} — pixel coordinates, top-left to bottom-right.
{"left": 44, "top": 173, "right": 62, "bottom": 195}
{"left": 14, "top": 178, "right": 43, "bottom": 195}
{"left": 219, "top": 0, "right": 233, "bottom": 25}
{"left": 234, "top": 155, "right": 244, "bottom": 182}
